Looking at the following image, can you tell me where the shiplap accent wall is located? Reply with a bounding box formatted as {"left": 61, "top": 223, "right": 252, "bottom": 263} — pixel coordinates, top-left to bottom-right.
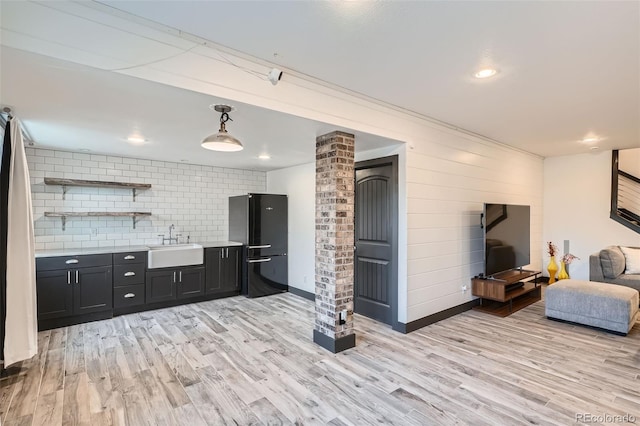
{"left": 406, "top": 128, "right": 543, "bottom": 322}
{"left": 26, "top": 147, "right": 265, "bottom": 250}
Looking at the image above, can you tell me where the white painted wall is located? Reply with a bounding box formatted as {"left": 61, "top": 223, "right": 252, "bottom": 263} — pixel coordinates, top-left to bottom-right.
{"left": 27, "top": 147, "right": 266, "bottom": 250}
{"left": 543, "top": 151, "right": 640, "bottom": 281}
{"left": 619, "top": 148, "right": 640, "bottom": 176}
{"left": 266, "top": 162, "right": 316, "bottom": 293}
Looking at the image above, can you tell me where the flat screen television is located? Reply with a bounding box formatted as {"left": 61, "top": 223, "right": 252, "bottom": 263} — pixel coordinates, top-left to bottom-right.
{"left": 483, "top": 204, "right": 530, "bottom": 277}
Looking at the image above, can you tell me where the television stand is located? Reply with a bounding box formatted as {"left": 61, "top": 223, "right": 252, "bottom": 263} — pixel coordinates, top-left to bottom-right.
{"left": 471, "top": 270, "right": 541, "bottom": 317}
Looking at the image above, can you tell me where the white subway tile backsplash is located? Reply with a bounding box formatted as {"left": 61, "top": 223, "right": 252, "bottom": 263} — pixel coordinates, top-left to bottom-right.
{"left": 28, "top": 148, "right": 266, "bottom": 250}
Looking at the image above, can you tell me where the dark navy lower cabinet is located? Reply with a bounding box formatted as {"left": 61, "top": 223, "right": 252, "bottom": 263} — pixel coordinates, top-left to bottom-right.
{"left": 35, "top": 254, "right": 113, "bottom": 330}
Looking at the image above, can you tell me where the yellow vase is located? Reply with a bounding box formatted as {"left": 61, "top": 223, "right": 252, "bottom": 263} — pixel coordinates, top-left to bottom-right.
{"left": 558, "top": 261, "right": 569, "bottom": 280}
{"left": 547, "top": 256, "right": 558, "bottom": 284}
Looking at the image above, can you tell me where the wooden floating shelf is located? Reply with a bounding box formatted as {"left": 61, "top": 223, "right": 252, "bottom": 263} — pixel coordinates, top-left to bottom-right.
{"left": 44, "top": 211, "right": 152, "bottom": 231}
{"left": 44, "top": 212, "right": 152, "bottom": 217}
{"left": 44, "top": 178, "right": 151, "bottom": 201}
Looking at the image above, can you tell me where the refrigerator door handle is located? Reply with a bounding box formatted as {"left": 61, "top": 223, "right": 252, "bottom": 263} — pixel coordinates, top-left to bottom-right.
{"left": 248, "top": 244, "right": 271, "bottom": 249}
{"left": 247, "top": 258, "right": 271, "bottom": 263}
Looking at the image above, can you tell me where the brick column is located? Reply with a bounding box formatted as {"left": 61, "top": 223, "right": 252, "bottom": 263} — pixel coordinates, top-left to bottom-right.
{"left": 314, "top": 131, "right": 356, "bottom": 353}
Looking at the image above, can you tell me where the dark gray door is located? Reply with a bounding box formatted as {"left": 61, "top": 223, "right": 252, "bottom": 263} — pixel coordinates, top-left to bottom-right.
{"left": 355, "top": 157, "right": 397, "bottom": 325}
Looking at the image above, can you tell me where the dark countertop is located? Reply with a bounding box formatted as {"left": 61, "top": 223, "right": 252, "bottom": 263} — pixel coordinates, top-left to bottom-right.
{"left": 35, "top": 241, "right": 243, "bottom": 258}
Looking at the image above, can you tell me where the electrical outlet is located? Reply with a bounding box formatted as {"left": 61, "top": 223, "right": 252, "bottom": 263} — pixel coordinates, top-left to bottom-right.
{"left": 461, "top": 284, "right": 468, "bottom": 292}
{"left": 90, "top": 228, "right": 98, "bottom": 237}
{"left": 303, "top": 275, "right": 307, "bottom": 284}
{"left": 339, "top": 310, "right": 347, "bottom": 325}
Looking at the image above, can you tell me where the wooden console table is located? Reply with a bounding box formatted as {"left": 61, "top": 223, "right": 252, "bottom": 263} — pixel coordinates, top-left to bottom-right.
{"left": 471, "top": 269, "right": 541, "bottom": 317}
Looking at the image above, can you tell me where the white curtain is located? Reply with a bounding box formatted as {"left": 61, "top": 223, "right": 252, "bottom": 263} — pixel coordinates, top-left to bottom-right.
{"left": 4, "top": 118, "right": 37, "bottom": 367}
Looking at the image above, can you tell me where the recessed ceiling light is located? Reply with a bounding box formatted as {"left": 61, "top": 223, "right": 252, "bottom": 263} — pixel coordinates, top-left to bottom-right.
{"left": 474, "top": 68, "right": 498, "bottom": 79}
{"left": 590, "top": 146, "right": 599, "bottom": 151}
{"left": 581, "top": 137, "right": 599, "bottom": 144}
{"left": 258, "top": 154, "right": 271, "bottom": 160}
{"left": 127, "top": 135, "right": 147, "bottom": 144}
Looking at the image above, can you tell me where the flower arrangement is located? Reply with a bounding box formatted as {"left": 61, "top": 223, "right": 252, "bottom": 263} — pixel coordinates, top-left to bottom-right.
{"left": 562, "top": 253, "right": 579, "bottom": 264}
{"left": 547, "top": 241, "right": 558, "bottom": 257}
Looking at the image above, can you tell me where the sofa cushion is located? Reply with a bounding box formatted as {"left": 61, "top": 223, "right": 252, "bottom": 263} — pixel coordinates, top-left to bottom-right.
{"left": 620, "top": 246, "right": 640, "bottom": 274}
{"left": 600, "top": 246, "right": 626, "bottom": 278}
{"left": 611, "top": 273, "right": 640, "bottom": 292}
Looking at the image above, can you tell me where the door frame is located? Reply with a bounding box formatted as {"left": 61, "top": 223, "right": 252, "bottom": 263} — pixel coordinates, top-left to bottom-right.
{"left": 354, "top": 154, "right": 399, "bottom": 328}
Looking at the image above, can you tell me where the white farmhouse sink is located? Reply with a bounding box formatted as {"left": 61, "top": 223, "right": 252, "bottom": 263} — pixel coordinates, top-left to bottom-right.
{"left": 147, "top": 243, "right": 204, "bottom": 269}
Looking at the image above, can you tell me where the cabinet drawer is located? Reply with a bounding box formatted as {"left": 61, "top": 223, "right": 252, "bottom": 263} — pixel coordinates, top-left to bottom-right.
{"left": 113, "top": 264, "right": 145, "bottom": 286}
{"left": 113, "top": 252, "right": 146, "bottom": 265}
{"left": 36, "top": 253, "right": 112, "bottom": 271}
{"left": 113, "top": 284, "right": 145, "bottom": 308}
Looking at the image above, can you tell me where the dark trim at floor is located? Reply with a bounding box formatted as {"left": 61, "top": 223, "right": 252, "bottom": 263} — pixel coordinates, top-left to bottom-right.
{"left": 289, "top": 286, "right": 315, "bottom": 301}
{"left": 393, "top": 299, "right": 480, "bottom": 334}
{"left": 313, "top": 330, "right": 356, "bottom": 353}
{"left": 115, "top": 290, "right": 241, "bottom": 316}
{"left": 38, "top": 310, "right": 113, "bottom": 331}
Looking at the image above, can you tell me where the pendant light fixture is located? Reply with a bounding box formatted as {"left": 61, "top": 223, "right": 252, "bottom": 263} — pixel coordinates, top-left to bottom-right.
{"left": 201, "top": 105, "right": 243, "bottom": 152}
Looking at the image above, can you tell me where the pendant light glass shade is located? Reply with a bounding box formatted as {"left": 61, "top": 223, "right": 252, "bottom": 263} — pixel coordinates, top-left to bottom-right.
{"left": 201, "top": 105, "right": 243, "bottom": 152}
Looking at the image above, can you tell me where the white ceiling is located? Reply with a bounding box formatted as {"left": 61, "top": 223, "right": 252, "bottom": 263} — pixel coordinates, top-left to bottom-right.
{"left": 1, "top": 1, "right": 638, "bottom": 163}
{"left": 100, "top": 0, "right": 640, "bottom": 156}
{"left": 0, "top": 47, "right": 398, "bottom": 171}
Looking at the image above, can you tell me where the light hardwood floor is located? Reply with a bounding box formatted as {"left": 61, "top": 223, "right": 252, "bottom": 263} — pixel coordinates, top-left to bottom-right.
{"left": 1, "top": 292, "right": 639, "bottom": 426}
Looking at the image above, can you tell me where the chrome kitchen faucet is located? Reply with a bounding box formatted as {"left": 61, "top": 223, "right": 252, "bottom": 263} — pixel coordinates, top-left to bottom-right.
{"left": 158, "top": 224, "right": 181, "bottom": 245}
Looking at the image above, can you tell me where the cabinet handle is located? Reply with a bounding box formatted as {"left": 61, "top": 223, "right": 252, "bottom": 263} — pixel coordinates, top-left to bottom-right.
{"left": 124, "top": 255, "right": 135, "bottom": 260}
{"left": 173, "top": 271, "right": 176, "bottom": 283}
{"left": 124, "top": 293, "right": 136, "bottom": 298}
{"left": 179, "top": 271, "right": 182, "bottom": 282}
{"left": 247, "top": 258, "right": 271, "bottom": 263}
{"left": 65, "top": 259, "right": 79, "bottom": 264}
{"left": 67, "top": 270, "right": 71, "bottom": 284}
{"left": 124, "top": 272, "right": 136, "bottom": 277}
{"left": 248, "top": 245, "right": 271, "bottom": 249}
{"left": 226, "top": 248, "right": 229, "bottom": 258}
{"left": 75, "top": 270, "right": 79, "bottom": 284}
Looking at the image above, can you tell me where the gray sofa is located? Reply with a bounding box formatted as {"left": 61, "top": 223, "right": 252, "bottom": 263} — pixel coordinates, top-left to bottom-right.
{"left": 590, "top": 246, "right": 640, "bottom": 292}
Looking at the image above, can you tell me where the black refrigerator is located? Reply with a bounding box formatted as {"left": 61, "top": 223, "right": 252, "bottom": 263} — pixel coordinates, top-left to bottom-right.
{"left": 228, "top": 194, "right": 288, "bottom": 298}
